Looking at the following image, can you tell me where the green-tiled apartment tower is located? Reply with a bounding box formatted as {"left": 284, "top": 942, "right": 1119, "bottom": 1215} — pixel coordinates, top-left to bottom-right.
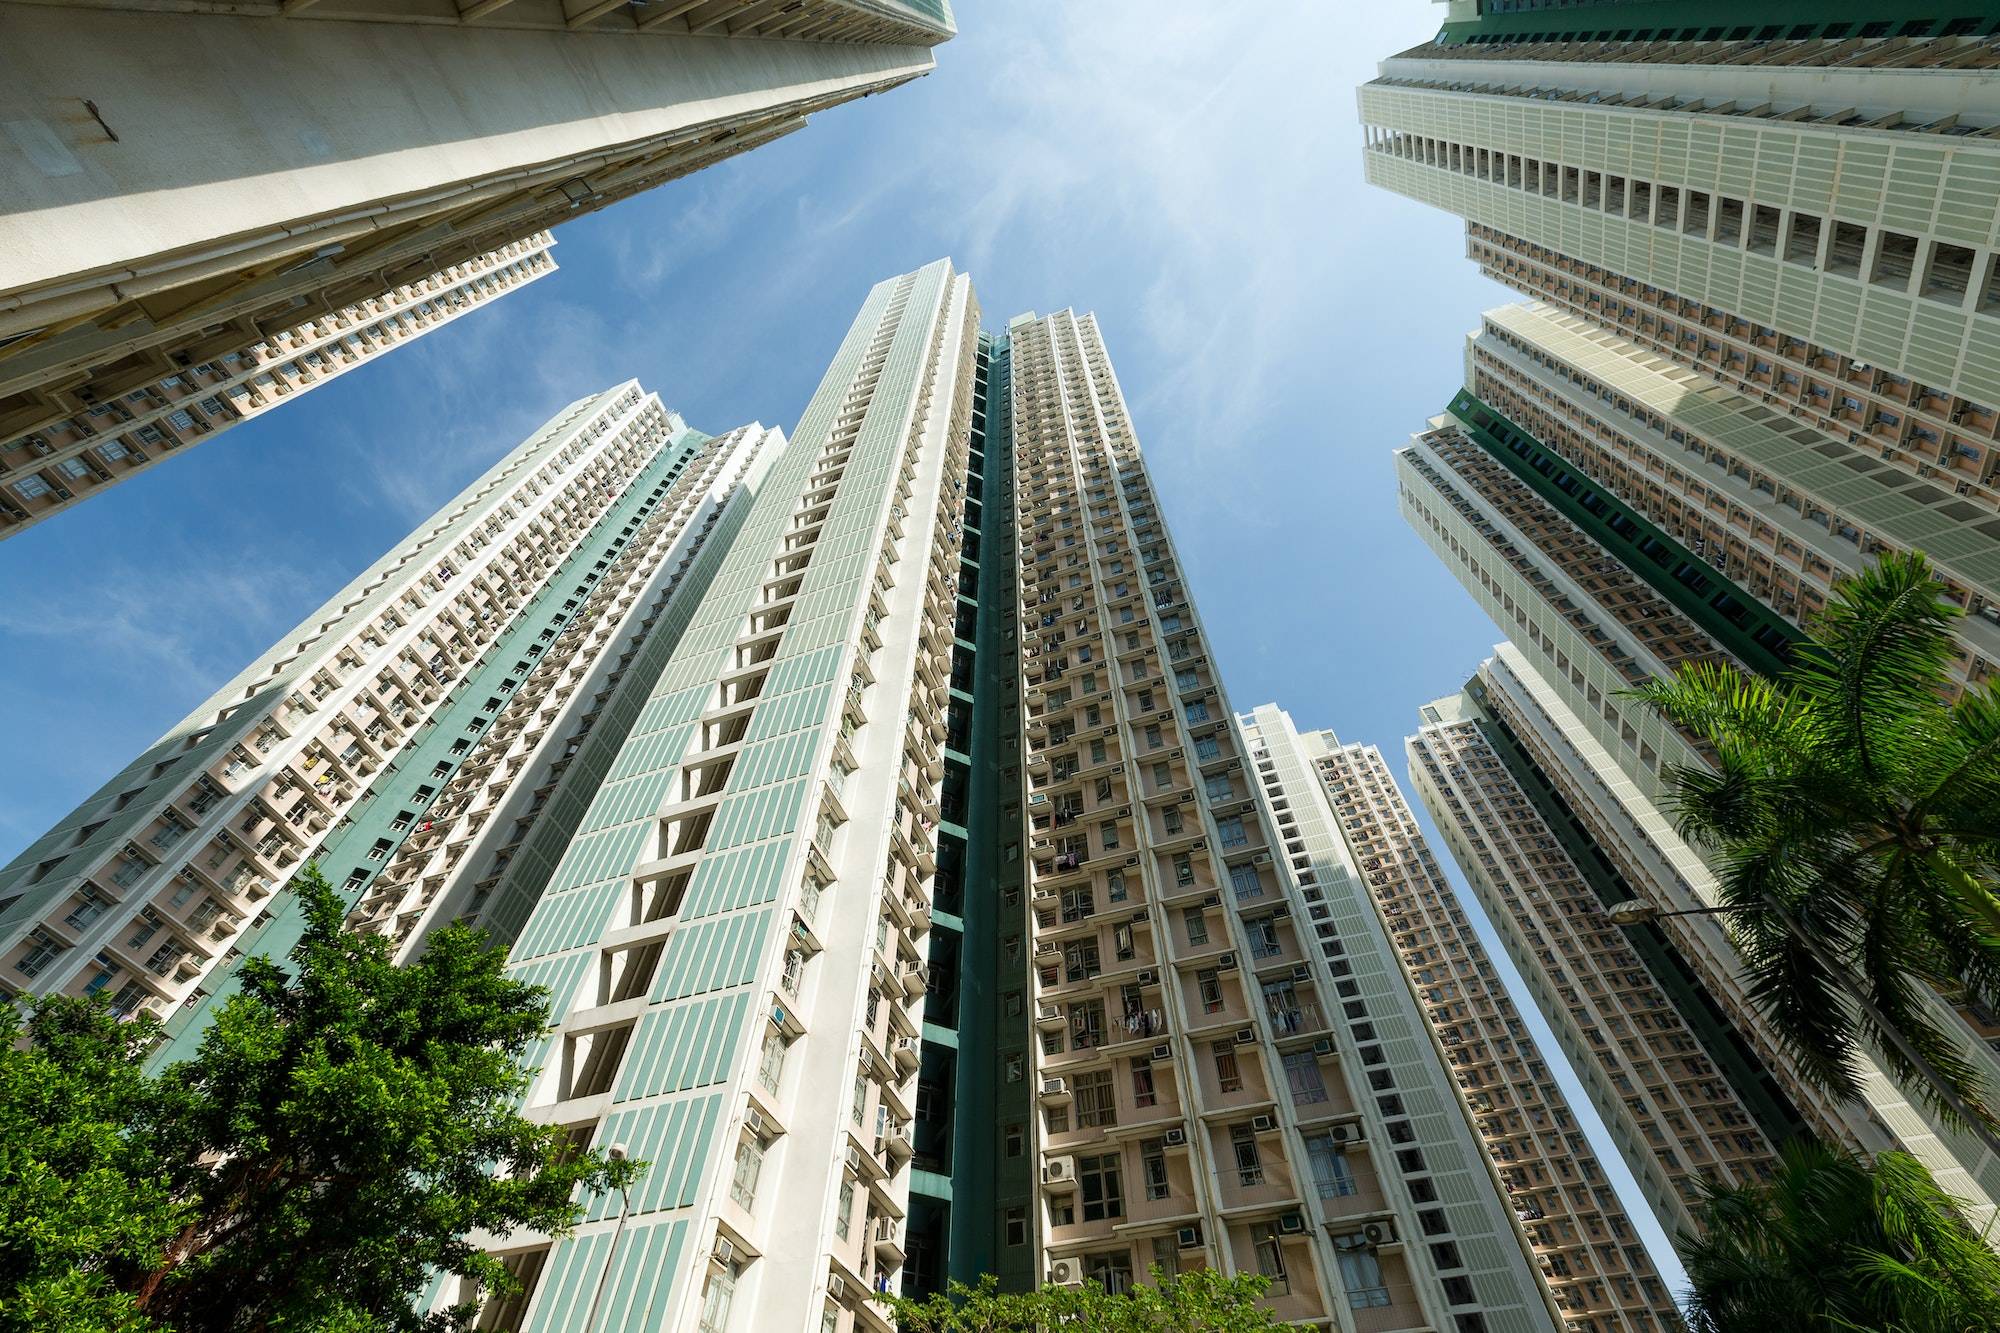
{"left": 1369, "top": 3, "right": 2000, "bottom": 1232}
{"left": 146, "top": 408, "right": 777, "bottom": 1066}
{"left": 429, "top": 261, "right": 986, "bottom": 1333}
{"left": 905, "top": 327, "right": 1038, "bottom": 1295}
{"left": 0, "top": 385, "right": 750, "bottom": 1028}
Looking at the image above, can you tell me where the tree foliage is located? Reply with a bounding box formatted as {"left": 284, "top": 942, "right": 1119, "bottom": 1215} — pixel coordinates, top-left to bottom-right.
{"left": 1681, "top": 1140, "right": 2000, "bottom": 1333}
{"left": 886, "top": 1268, "right": 1306, "bottom": 1332}
{"left": 1632, "top": 551, "right": 2000, "bottom": 1126}
{"left": 1, "top": 863, "right": 639, "bottom": 1332}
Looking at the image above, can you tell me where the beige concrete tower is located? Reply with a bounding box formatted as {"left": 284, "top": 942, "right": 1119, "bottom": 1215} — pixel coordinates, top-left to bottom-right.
{"left": 1006, "top": 296, "right": 1554, "bottom": 1330}
{"left": 0, "top": 0, "right": 950, "bottom": 528}
{"left": 1406, "top": 689, "right": 1785, "bottom": 1242}
{"left": 1309, "top": 736, "right": 1680, "bottom": 1331}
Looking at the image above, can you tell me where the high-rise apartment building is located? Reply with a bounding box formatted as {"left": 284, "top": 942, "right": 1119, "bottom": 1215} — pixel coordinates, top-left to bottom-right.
{"left": 1307, "top": 732, "right": 1678, "bottom": 1331}
{"left": 1003, "top": 323, "right": 1549, "bottom": 1332}
{"left": 1366, "top": 2, "right": 2000, "bottom": 1232}
{"left": 0, "top": 235, "right": 557, "bottom": 536}
{"left": 4, "top": 260, "right": 1574, "bottom": 1329}
{"left": 0, "top": 384, "right": 771, "bottom": 1027}
{"left": 1407, "top": 682, "right": 1789, "bottom": 1239}
{"left": 0, "top": 0, "right": 949, "bottom": 530}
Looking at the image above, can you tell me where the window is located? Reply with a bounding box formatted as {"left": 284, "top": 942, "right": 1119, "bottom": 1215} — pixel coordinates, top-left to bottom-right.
{"left": 1194, "top": 736, "right": 1220, "bottom": 761}
{"left": 1230, "top": 862, "right": 1262, "bottom": 900}
{"left": 1197, "top": 969, "right": 1224, "bottom": 1013}
{"left": 1183, "top": 906, "right": 1208, "bottom": 945}
{"left": 1204, "top": 774, "right": 1233, "bottom": 801}
{"left": 1004, "top": 1207, "right": 1028, "bottom": 1247}
{"left": 834, "top": 1179, "right": 855, "bottom": 1239}
{"left": 126, "top": 911, "right": 162, "bottom": 949}
{"left": 1213, "top": 1042, "right": 1243, "bottom": 1094}
{"left": 757, "top": 1029, "right": 787, "bottom": 1094}
{"left": 1307, "top": 1133, "right": 1357, "bottom": 1197}
{"left": 15, "top": 929, "right": 63, "bottom": 978}
{"left": 63, "top": 888, "right": 109, "bottom": 931}
{"left": 13, "top": 475, "right": 51, "bottom": 500}
{"left": 1075, "top": 1070, "right": 1117, "bottom": 1128}
{"left": 1131, "top": 1063, "right": 1156, "bottom": 1108}
{"left": 696, "top": 1262, "right": 739, "bottom": 1333}
{"left": 1079, "top": 1153, "right": 1124, "bottom": 1222}
{"left": 1285, "top": 1051, "right": 1329, "bottom": 1105}
{"left": 1141, "top": 1139, "right": 1170, "bottom": 1200}
{"left": 1216, "top": 816, "right": 1247, "bottom": 848}
{"left": 1184, "top": 701, "right": 1209, "bottom": 723}
{"left": 1152, "top": 761, "right": 1173, "bottom": 789}
{"left": 1250, "top": 1223, "right": 1289, "bottom": 1294}
{"left": 1339, "top": 1249, "right": 1391, "bottom": 1309}
{"left": 1230, "top": 1124, "right": 1263, "bottom": 1185}
{"left": 1099, "top": 820, "right": 1120, "bottom": 851}
{"left": 729, "top": 1135, "right": 765, "bottom": 1209}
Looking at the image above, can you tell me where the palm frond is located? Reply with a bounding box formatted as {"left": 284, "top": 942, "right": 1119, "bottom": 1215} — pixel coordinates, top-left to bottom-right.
{"left": 1788, "top": 552, "right": 1958, "bottom": 782}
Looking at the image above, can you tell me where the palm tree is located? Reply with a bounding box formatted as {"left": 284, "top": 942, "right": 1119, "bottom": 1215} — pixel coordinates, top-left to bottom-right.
{"left": 1680, "top": 1141, "right": 2000, "bottom": 1333}
{"left": 1632, "top": 551, "right": 2000, "bottom": 1129}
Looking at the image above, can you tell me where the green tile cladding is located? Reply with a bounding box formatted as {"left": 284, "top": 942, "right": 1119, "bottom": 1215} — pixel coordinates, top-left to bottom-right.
{"left": 904, "top": 328, "right": 1033, "bottom": 1295}
{"left": 1443, "top": 388, "right": 1802, "bottom": 677}
{"left": 1441, "top": 2, "right": 2000, "bottom": 44}
{"left": 1359, "top": 86, "right": 2000, "bottom": 409}
{"left": 496, "top": 261, "right": 960, "bottom": 1325}
{"left": 148, "top": 416, "right": 713, "bottom": 1068}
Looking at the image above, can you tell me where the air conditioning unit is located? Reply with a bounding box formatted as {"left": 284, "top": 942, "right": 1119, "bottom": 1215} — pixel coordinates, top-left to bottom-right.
{"left": 1252, "top": 852, "right": 1271, "bottom": 865}
{"left": 1043, "top": 1156, "right": 1075, "bottom": 1184}
{"left": 1235, "top": 1027, "right": 1257, "bottom": 1045}
{"left": 1363, "top": 1220, "right": 1397, "bottom": 1246}
{"left": 714, "top": 1236, "right": 737, "bottom": 1264}
{"left": 1277, "top": 1212, "right": 1306, "bottom": 1236}
{"left": 1202, "top": 893, "right": 1221, "bottom": 908}
{"left": 1291, "top": 965, "right": 1311, "bottom": 982}
{"left": 1270, "top": 903, "right": 1289, "bottom": 919}
{"left": 1124, "top": 855, "right": 1140, "bottom": 867}
{"left": 1151, "top": 1043, "right": 1172, "bottom": 1061}
{"left": 1039, "top": 1004, "right": 1062, "bottom": 1021}
{"left": 1176, "top": 1223, "right": 1204, "bottom": 1249}
{"left": 1191, "top": 838, "right": 1206, "bottom": 850}
{"left": 1049, "top": 1260, "right": 1078, "bottom": 1285}
{"left": 1130, "top": 908, "right": 1148, "bottom": 923}
{"left": 829, "top": 1274, "right": 850, "bottom": 1301}
{"left": 745, "top": 1107, "right": 768, "bottom": 1136}
{"left": 1252, "top": 1114, "right": 1276, "bottom": 1132}
{"left": 1164, "top": 1127, "right": 1187, "bottom": 1146}
{"left": 1312, "top": 1037, "right": 1334, "bottom": 1057}
{"left": 1137, "top": 968, "right": 1158, "bottom": 985}
{"left": 1218, "top": 952, "right": 1238, "bottom": 971}
{"left": 846, "top": 1145, "right": 866, "bottom": 1173}
{"left": 1040, "top": 1077, "right": 1068, "bottom": 1097}
{"left": 1330, "top": 1122, "right": 1356, "bottom": 1143}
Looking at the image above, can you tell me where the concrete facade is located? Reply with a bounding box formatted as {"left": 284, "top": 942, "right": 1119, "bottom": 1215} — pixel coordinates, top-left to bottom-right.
{"left": 0, "top": 1, "right": 947, "bottom": 527}
{"left": 0, "top": 384, "right": 721, "bottom": 1018}
{"left": 1311, "top": 736, "right": 1678, "bottom": 1332}
{"left": 0, "top": 233, "right": 556, "bottom": 536}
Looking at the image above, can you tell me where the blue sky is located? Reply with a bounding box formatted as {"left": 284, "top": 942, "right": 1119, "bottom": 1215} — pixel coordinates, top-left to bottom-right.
{"left": 0, "top": 2, "right": 1689, "bottom": 1294}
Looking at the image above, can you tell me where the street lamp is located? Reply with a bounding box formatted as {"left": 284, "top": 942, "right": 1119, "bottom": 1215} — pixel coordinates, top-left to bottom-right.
{"left": 1602, "top": 899, "right": 1736, "bottom": 927}
{"left": 581, "top": 1143, "right": 633, "bottom": 1333}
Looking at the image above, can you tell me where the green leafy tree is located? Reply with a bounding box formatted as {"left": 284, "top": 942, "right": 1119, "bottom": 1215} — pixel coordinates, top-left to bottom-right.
{"left": 887, "top": 1268, "right": 1306, "bottom": 1332}
{"left": 1632, "top": 551, "right": 2000, "bottom": 1127}
{"left": 1, "top": 863, "right": 639, "bottom": 1332}
{"left": 0, "top": 998, "right": 184, "bottom": 1333}
{"left": 1680, "top": 1140, "right": 2000, "bottom": 1332}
